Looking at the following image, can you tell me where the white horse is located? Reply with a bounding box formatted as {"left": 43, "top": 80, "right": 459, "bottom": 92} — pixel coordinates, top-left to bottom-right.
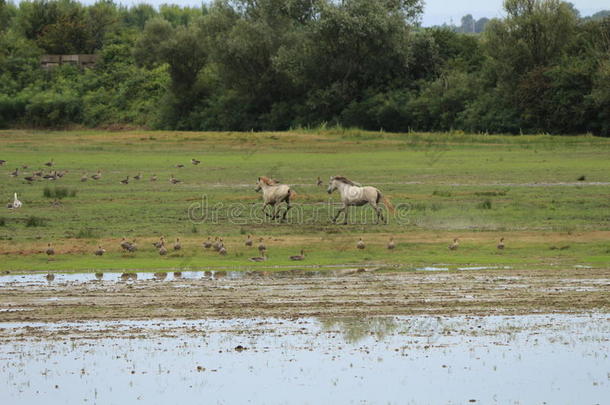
{"left": 255, "top": 177, "right": 296, "bottom": 221}
{"left": 327, "top": 176, "right": 394, "bottom": 224}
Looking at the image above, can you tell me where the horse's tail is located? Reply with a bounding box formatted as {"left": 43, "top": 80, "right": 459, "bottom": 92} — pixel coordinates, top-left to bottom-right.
{"left": 289, "top": 188, "right": 297, "bottom": 201}
{"left": 378, "top": 191, "right": 395, "bottom": 213}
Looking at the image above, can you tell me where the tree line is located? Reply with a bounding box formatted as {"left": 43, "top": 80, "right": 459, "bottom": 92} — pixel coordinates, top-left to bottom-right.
{"left": 0, "top": 0, "right": 608, "bottom": 136}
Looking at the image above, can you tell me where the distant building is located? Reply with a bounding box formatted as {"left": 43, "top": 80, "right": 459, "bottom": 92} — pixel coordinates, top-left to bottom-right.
{"left": 40, "top": 54, "right": 98, "bottom": 69}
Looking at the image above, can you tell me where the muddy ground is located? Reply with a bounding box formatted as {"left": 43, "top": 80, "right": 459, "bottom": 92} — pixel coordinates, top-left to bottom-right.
{"left": 1, "top": 268, "right": 608, "bottom": 330}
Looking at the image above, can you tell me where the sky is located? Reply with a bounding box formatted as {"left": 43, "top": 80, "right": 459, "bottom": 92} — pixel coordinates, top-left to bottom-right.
{"left": 421, "top": 0, "right": 606, "bottom": 26}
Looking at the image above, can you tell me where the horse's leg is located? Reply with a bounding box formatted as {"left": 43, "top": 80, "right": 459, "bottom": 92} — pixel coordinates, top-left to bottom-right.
{"left": 370, "top": 201, "right": 383, "bottom": 224}
{"left": 332, "top": 206, "right": 345, "bottom": 223}
{"left": 263, "top": 203, "right": 271, "bottom": 217}
{"left": 342, "top": 205, "right": 349, "bottom": 225}
{"left": 281, "top": 197, "right": 292, "bottom": 221}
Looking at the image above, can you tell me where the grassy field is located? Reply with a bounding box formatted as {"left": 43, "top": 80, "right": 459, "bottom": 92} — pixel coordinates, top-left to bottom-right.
{"left": 0, "top": 128, "right": 609, "bottom": 272}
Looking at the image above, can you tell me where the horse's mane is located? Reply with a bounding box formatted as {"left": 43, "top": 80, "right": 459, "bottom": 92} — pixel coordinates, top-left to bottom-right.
{"left": 333, "top": 176, "right": 357, "bottom": 186}
{"left": 259, "top": 176, "right": 280, "bottom": 185}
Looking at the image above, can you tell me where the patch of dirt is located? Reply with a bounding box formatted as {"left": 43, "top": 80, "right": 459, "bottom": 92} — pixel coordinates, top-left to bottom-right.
{"left": 0, "top": 268, "right": 608, "bottom": 327}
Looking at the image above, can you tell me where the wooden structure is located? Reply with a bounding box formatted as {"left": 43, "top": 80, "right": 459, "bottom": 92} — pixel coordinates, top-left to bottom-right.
{"left": 40, "top": 54, "right": 98, "bottom": 69}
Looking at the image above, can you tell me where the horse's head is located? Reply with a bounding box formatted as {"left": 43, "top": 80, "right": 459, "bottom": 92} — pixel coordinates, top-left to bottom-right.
{"left": 327, "top": 176, "right": 338, "bottom": 194}
{"left": 255, "top": 177, "right": 262, "bottom": 192}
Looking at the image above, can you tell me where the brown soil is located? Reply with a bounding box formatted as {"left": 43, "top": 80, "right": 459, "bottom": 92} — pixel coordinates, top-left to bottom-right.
{"left": 1, "top": 268, "right": 608, "bottom": 326}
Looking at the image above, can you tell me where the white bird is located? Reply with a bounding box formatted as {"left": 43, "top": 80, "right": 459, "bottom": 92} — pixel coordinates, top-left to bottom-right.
{"left": 10, "top": 193, "right": 22, "bottom": 209}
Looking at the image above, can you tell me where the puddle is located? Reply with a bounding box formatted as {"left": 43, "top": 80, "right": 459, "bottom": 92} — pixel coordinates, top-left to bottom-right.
{"left": 0, "top": 267, "right": 384, "bottom": 287}
{"left": 416, "top": 266, "right": 449, "bottom": 271}
{"left": 0, "top": 271, "right": 247, "bottom": 286}
{"left": 0, "top": 314, "right": 607, "bottom": 404}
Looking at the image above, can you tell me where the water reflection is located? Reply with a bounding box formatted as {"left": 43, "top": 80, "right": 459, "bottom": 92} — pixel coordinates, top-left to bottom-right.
{"left": 319, "top": 316, "right": 446, "bottom": 344}
{"left": 319, "top": 317, "right": 399, "bottom": 343}
{"left": 0, "top": 314, "right": 607, "bottom": 405}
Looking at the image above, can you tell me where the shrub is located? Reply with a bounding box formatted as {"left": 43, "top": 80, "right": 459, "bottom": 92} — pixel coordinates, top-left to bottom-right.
{"left": 477, "top": 199, "right": 492, "bottom": 209}
{"left": 26, "top": 216, "right": 46, "bottom": 227}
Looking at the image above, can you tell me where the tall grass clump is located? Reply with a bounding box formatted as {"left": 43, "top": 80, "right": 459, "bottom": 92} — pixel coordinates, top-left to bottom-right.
{"left": 26, "top": 216, "right": 46, "bottom": 227}
{"left": 477, "top": 199, "right": 493, "bottom": 209}
{"left": 43, "top": 186, "right": 77, "bottom": 199}
{"left": 76, "top": 228, "right": 96, "bottom": 238}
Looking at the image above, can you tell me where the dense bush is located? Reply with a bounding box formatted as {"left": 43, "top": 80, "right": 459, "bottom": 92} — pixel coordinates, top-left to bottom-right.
{"left": 0, "top": 0, "right": 608, "bottom": 135}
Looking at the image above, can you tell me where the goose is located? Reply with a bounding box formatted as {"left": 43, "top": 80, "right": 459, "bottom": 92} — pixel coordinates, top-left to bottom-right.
{"left": 45, "top": 243, "right": 55, "bottom": 256}
{"left": 497, "top": 238, "right": 505, "bottom": 250}
{"left": 173, "top": 238, "right": 181, "bottom": 251}
{"left": 120, "top": 237, "right": 132, "bottom": 251}
{"left": 219, "top": 246, "right": 227, "bottom": 256}
{"left": 387, "top": 237, "right": 396, "bottom": 250}
{"left": 10, "top": 168, "right": 19, "bottom": 177}
{"left": 173, "top": 271, "right": 182, "bottom": 278}
{"left": 356, "top": 238, "right": 365, "bottom": 250}
{"left": 449, "top": 238, "right": 459, "bottom": 251}
{"left": 158, "top": 244, "right": 168, "bottom": 256}
{"left": 250, "top": 251, "right": 266, "bottom": 262}
{"left": 10, "top": 193, "right": 22, "bottom": 209}
{"left": 46, "top": 273, "right": 55, "bottom": 282}
{"left": 212, "top": 237, "right": 221, "bottom": 251}
{"left": 0, "top": 159, "right": 5, "bottom": 166}
{"left": 44, "top": 159, "right": 54, "bottom": 167}
{"left": 43, "top": 171, "right": 57, "bottom": 180}
{"left": 153, "top": 236, "right": 165, "bottom": 249}
{"left": 245, "top": 235, "right": 253, "bottom": 247}
{"left": 169, "top": 175, "right": 181, "bottom": 184}
{"left": 56, "top": 170, "right": 67, "bottom": 178}
{"left": 203, "top": 237, "right": 212, "bottom": 249}
{"left": 154, "top": 272, "right": 167, "bottom": 280}
{"left": 94, "top": 245, "right": 106, "bottom": 256}
{"left": 133, "top": 173, "right": 142, "bottom": 180}
{"left": 316, "top": 176, "right": 323, "bottom": 186}
{"left": 127, "top": 240, "right": 137, "bottom": 252}
{"left": 290, "top": 250, "right": 305, "bottom": 261}
{"left": 175, "top": 164, "right": 185, "bottom": 168}
{"left": 120, "top": 176, "right": 129, "bottom": 185}
{"left": 257, "top": 238, "right": 266, "bottom": 253}
{"left": 81, "top": 173, "right": 88, "bottom": 182}
{"left": 150, "top": 174, "right": 157, "bottom": 182}
{"left": 191, "top": 158, "right": 201, "bottom": 165}
{"left": 21, "top": 165, "right": 28, "bottom": 169}
{"left": 33, "top": 169, "right": 43, "bottom": 177}
{"left": 24, "top": 175, "right": 35, "bottom": 182}
{"left": 120, "top": 273, "right": 131, "bottom": 281}
{"left": 95, "top": 272, "right": 103, "bottom": 280}
{"left": 91, "top": 171, "right": 102, "bottom": 180}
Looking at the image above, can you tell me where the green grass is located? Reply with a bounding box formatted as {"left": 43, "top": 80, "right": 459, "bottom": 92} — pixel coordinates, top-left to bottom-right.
{"left": 0, "top": 129, "right": 609, "bottom": 272}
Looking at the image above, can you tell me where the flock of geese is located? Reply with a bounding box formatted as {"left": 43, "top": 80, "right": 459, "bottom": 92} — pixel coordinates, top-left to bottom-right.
{"left": 41, "top": 235, "right": 507, "bottom": 262}
{"left": 2, "top": 157, "right": 204, "bottom": 192}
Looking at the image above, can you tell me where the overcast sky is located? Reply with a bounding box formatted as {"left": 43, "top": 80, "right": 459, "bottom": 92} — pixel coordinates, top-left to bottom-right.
{"left": 422, "top": 0, "right": 606, "bottom": 26}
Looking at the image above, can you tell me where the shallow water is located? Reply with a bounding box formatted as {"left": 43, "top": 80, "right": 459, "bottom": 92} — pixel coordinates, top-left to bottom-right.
{"left": 0, "top": 265, "right": 519, "bottom": 287}
{"left": 0, "top": 314, "right": 608, "bottom": 404}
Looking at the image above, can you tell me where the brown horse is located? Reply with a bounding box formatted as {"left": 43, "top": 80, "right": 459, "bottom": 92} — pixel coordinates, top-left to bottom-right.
{"left": 255, "top": 177, "right": 296, "bottom": 221}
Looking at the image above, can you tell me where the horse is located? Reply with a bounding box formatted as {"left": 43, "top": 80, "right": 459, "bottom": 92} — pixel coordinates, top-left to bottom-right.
{"left": 327, "top": 176, "right": 394, "bottom": 224}
{"left": 255, "top": 177, "right": 296, "bottom": 221}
